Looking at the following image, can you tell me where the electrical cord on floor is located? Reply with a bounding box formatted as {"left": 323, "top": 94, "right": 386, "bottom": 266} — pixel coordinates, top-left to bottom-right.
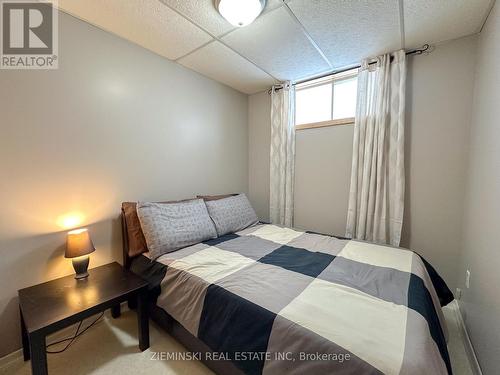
{"left": 45, "top": 312, "right": 105, "bottom": 354}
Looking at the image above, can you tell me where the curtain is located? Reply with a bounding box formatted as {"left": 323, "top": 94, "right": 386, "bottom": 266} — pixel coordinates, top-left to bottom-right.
{"left": 270, "top": 82, "right": 296, "bottom": 227}
{"left": 346, "top": 50, "right": 406, "bottom": 246}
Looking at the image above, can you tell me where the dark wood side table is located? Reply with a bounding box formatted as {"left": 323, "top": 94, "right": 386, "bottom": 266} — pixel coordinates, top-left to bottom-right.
{"left": 18, "top": 262, "right": 149, "bottom": 375}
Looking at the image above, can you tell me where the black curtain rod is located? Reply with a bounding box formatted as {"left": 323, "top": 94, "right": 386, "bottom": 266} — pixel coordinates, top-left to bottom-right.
{"left": 268, "top": 44, "right": 430, "bottom": 94}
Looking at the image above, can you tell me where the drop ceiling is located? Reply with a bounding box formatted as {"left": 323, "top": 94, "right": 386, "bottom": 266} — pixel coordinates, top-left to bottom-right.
{"left": 58, "top": 0, "right": 494, "bottom": 94}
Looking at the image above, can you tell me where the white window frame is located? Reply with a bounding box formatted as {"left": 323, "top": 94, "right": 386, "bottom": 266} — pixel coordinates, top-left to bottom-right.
{"left": 295, "top": 69, "right": 358, "bottom": 131}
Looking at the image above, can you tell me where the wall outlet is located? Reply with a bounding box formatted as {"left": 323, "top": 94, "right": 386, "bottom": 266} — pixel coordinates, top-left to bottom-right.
{"left": 465, "top": 270, "right": 471, "bottom": 288}
{"left": 456, "top": 287, "right": 462, "bottom": 300}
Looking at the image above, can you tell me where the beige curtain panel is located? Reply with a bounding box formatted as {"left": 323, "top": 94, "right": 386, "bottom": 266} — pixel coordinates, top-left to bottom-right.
{"left": 346, "top": 50, "right": 406, "bottom": 246}
{"left": 270, "top": 82, "right": 296, "bottom": 227}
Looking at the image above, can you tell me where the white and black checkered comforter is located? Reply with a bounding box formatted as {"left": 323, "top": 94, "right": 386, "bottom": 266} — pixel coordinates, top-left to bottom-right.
{"left": 134, "top": 223, "right": 453, "bottom": 375}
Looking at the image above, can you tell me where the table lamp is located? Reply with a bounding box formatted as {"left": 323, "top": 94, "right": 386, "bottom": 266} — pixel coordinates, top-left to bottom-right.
{"left": 65, "top": 228, "right": 95, "bottom": 279}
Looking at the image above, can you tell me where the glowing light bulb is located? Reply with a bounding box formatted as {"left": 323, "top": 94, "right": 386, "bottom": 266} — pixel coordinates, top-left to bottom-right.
{"left": 56, "top": 212, "right": 85, "bottom": 229}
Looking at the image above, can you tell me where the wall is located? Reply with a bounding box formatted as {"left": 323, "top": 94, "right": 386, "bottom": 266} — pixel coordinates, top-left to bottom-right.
{"left": 293, "top": 125, "right": 353, "bottom": 236}
{"left": 458, "top": 2, "right": 500, "bottom": 373}
{"left": 248, "top": 92, "right": 271, "bottom": 221}
{"left": 401, "top": 35, "right": 477, "bottom": 288}
{"left": 0, "top": 12, "right": 248, "bottom": 357}
{"left": 248, "top": 35, "right": 477, "bottom": 290}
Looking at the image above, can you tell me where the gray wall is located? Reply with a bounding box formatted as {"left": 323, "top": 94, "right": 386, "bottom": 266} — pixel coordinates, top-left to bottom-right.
{"left": 248, "top": 35, "right": 478, "bottom": 290}
{"left": 0, "top": 12, "right": 248, "bottom": 357}
{"left": 401, "top": 35, "right": 477, "bottom": 289}
{"left": 458, "top": 2, "right": 500, "bottom": 373}
{"left": 248, "top": 92, "right": 271, "bottom": 221}
{"left": 293, "top": 125, "right": 353, "bottom": 236}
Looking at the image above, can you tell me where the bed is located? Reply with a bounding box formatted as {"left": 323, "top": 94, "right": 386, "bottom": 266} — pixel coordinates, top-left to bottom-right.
{"left": 122, "top": 213, "right": 454, "bottom": 375}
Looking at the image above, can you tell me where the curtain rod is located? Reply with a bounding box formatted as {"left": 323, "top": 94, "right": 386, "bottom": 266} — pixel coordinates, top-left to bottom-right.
{"left": 268, "top": 44, "right": 430, "bottom": 94}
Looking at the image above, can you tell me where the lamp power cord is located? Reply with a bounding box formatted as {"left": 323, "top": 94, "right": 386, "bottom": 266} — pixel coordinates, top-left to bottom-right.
{"left": 45, "top": 312, "right": 105, "bottom": 354}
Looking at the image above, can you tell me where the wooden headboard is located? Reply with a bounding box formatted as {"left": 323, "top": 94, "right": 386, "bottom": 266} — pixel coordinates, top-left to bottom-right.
{"left": 121, "top": 209, "right": 132, "bottom": 269}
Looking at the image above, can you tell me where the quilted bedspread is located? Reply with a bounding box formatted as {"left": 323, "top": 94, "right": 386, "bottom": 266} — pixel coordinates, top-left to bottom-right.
{"left": 135, "top": 223, "right": 453, "bottom": 375}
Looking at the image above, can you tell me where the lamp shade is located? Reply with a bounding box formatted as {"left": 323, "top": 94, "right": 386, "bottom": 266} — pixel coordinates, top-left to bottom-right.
{"left": 65, "top": 228, "right": 95, "bottom": 258}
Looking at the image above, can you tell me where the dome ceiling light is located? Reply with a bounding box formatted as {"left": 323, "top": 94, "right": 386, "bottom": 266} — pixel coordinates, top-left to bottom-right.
{"left": 215, "top": 0, "right": 267, "bottom": 27}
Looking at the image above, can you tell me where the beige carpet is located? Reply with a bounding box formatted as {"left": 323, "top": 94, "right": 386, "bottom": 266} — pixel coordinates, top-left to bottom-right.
{"left": 1, "top": 304, "right": 473, "bottom": 375}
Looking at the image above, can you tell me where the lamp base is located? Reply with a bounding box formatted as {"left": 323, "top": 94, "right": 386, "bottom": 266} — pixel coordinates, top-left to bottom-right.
{"left": 72, "top": 255, "right": 90, "bottom": 279}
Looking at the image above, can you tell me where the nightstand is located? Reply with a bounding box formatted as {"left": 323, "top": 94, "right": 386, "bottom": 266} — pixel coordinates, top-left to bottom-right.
{"left": 18, "top": 262, "right": 149, "bottom": 375}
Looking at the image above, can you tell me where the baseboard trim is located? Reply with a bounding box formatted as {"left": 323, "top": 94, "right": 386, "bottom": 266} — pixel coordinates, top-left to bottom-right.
{"left": 0, "top": 348, "right": 23, "bottom": 368}
{"left": 451, "top": 300, "right": 483, "bottom": 375}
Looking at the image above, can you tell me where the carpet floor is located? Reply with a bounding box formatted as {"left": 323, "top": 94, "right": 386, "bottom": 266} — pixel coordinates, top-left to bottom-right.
{"left": 1, "top": 303, "right": 473, "bottom": 375}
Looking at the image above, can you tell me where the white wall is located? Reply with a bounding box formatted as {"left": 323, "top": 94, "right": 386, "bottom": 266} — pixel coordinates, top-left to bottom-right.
{"left": 248, "top": 35, "right": 478, "bottom": 290}
{"left": 458, "top": 2, "right": 500, "bottom": 373}
{"left": 0, "top": 12, "right": 248, "bottom": 357}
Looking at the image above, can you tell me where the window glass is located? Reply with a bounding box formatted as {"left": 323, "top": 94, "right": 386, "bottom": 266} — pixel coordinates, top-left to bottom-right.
{"left": 333, "top": 77, "right": 357, "bottom": 119}
{"left": 295, "top": 69, "right": 358, "bottom": 128}
{"left": 295, "top": 83, "right": 332, "bottom": 125}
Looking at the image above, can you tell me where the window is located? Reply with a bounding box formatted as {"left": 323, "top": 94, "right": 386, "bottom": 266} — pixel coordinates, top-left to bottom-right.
{"left": 295, "top": 69, "right": 358, "bottom": 130}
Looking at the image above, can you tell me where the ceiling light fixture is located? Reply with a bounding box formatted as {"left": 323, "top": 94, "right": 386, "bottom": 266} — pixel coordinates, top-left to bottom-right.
{"left": 215, "top": 0, "right": 267, "bottom": 27}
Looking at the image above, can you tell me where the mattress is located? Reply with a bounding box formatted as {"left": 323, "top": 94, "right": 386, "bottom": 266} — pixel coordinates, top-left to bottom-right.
{"left": 130, "top": 223, "right": 453, "bottom": 375}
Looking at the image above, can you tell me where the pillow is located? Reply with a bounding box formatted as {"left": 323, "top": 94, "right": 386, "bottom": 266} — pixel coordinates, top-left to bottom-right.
{"left": 136, "top": 199, "right": 217, "bottom": 259}
{"left": 121, "top": 198, "right": 193, "bottom": 257}
{"left": 197, "top": 193, "right": 238, "bottom": 201}
{"left": 205, "top": 193, "right": 259, "bottom": 236}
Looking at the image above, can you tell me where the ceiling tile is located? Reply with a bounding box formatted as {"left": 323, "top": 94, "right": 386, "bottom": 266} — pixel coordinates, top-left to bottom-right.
{"left": 404, "top": 0, "right": 492, "bottom": 48}
{"left": 288, "top": 0, "right": 402, "bottom": 69}
{"left": 159, "top": 0, "right": 234, "bottom": 37}
{"left": 266, "top": 0, "right": 288, "bottom": 12}
{"left": 159, "top": 0, "right": 285, "bottom": 37}
{"left": 58, "top": 0, "right": 213, "bottom": 60}
{"left": 222, "top": 7, "right": 331, "bottom": 81}
{"left": 178, "top": 41, "right": 276, "bottom": 94}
